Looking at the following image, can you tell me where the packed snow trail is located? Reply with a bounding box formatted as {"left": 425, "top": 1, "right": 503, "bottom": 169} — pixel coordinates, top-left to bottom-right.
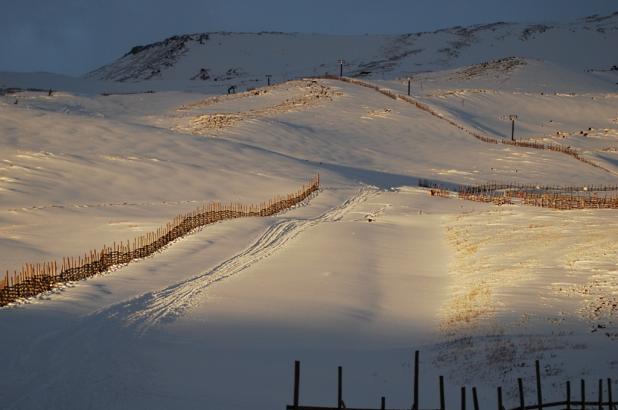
{"left": 96, "top": 187, "right": 376, "bottom": 335}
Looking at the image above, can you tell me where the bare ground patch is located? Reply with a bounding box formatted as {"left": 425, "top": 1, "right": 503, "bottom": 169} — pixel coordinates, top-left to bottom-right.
{"left": 174, "top": 80, "right": 341, "bottom": 134}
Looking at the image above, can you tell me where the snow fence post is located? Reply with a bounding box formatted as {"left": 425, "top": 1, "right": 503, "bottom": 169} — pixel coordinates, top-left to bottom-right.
{"left": 413, "top": 350, "right": 420, "bottom": 410}
{"left": 440, "top": 376, "right": 446, "bottom": 410}
{"left": 338, "top": 366, "right": 343, "bottom": 409}
{"left": 293, "top": 360, "right": 300, "bottom": 409}
{"left": 498, "top": 387, "right": 504, "bottom": 410}
{"left": 518, "top": 378, "right": 525, "bottom": 410}
{"left": 472, "top": 387, "right": 480, "bottom": 410}
{"left": 536, "top": 360, "right": 543, "bottom": 410}
{"left": 566, "top": 381, "right": 571, "bottom": 410}
{"left": 461, "top": 387, "right": 466, "bottom": 410}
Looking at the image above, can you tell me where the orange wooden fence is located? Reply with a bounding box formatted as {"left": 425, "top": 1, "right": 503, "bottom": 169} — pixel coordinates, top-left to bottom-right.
{"left": 423, "top": 181, "right": 618, "bottom": 210}
{"left": 0, "top": 175, "right": 320, "bottom": 307}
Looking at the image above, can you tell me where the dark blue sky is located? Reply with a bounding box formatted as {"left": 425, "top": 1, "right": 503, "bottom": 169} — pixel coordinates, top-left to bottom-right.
{"left": 0, "top": 0, "right": 615, "bottom": 76}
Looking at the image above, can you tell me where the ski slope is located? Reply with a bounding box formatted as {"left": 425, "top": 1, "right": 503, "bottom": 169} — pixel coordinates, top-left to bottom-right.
{"left": 101, "top": 187, "right": 375, "bottom": 336}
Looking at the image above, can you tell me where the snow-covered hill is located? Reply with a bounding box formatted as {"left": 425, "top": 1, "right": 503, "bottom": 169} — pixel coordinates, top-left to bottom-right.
{"left": 2, "top": 10, "right": 618, "bottom": 410}
{"left": 2, "top": 71, "right": 618, "bottom": 408}
{"left": 85, "top": 12, "right": 618, "bottom": 87}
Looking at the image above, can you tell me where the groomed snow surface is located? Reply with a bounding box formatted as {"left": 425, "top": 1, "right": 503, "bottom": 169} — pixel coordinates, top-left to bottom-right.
{"left": 1, "top": 31, "right": 618, "bottom": 410}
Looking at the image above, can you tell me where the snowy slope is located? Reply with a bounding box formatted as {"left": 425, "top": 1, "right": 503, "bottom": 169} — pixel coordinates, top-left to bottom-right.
{"left": 375, "top": 57, "right": 618, "bottom": 172}
{"left": 2, "top": 68, "right": 618, "bottom": 409}
{"left": 85, "top": 12, "right": 618, "bottom": 88}
{"left": 0, "top": 11, "right": 618, "bottom": 410}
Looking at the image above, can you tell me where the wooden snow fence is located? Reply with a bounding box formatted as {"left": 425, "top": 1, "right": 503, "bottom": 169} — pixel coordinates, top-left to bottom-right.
{"left": 430, "top": 188, "right": 451, "bottom": 198}
{"left": 521, "top": 192, "right": 618, "bottom": 210}
{"left": 424, "top": 181, "right": 618, "bottom": 210}
{"left": 0, "top": 175, "right": 320, "bottom": 307}
{"left": 459, "top": 183, "right": 618, "bottom": 210}
{"left": 318, "top": 75, "right": 612, "bottom": 174}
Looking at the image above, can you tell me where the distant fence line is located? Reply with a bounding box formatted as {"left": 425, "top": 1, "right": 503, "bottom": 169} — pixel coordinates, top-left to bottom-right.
{"left": 0, "top": 175, "right": 320, "bottom": 307}
{"left": 319, "top": 75, "right": 613, "bottom": 175}
{"left": 421, "top": 180, "right": 618, "bottom": 210}
{"left": 519, "top": 192, "right": 618, "bottom": 210}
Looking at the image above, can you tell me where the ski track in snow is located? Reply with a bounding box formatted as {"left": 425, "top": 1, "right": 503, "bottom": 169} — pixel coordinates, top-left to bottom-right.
{"left": 94, "top": 187, "right": 376, "bottom": 335}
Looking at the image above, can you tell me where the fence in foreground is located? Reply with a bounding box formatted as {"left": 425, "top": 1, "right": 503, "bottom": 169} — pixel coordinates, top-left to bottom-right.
{"left": 287, "top": 351, "right": 616, "bottom": 410}
{"left": 0, "top": 175, "right": 320, "bottom": 307}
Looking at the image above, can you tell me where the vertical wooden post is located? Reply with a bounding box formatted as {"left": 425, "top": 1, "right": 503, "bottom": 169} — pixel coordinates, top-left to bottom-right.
{"left": 440, "top": 376, "right": 446, "bottom": 410}
{"left": 511, "top": 118, "right": 515, "bottom": 141}
{"left": 582, "top": 379, "right": 586, "bottom": 410}
{"left": 381, "top": 396, "right": 386, "bottom": 410}
{"left": 607, "top": 379, "right": 613, "bottom": 410}
{"left": 567, "top": 381, "right": 571, "bottom": 410}
{"left": 536, "top": 360, "right": 543, "bottom": 410}
{"left": 293, "top": 360, "right": 300, "bottom": 409}
{"left": 598, "top": 379, "right": 602, "bottom": 410}
{"left": 498, "top": 387, "right": 503, "bottom": 410}
{"left": 338, "top": 366, "right": 343, "bottom": 409}
{"left": 518, "top": 378, "right": 525, "bottom": 410}
{"left": 473, "top": 387, "right": 480, "bottom": 410}
{"left": 413, "top": 350, "right": 420, "bottom": 410}
{"left": 461, "top": 387, "right": 466, "bottom": 410}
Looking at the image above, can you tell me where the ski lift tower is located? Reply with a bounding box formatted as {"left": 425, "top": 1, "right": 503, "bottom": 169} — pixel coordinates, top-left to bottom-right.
{"left": 337, "top": 59, "right": 345, "bottom": 78}
{"left": 509, "top": 114, "right": 518, "bottom": 141}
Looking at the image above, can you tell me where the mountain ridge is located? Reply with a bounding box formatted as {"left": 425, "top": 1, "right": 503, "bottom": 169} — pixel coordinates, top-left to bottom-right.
{"left": 81, "top": 11, "right": 617, "bottom": 85}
